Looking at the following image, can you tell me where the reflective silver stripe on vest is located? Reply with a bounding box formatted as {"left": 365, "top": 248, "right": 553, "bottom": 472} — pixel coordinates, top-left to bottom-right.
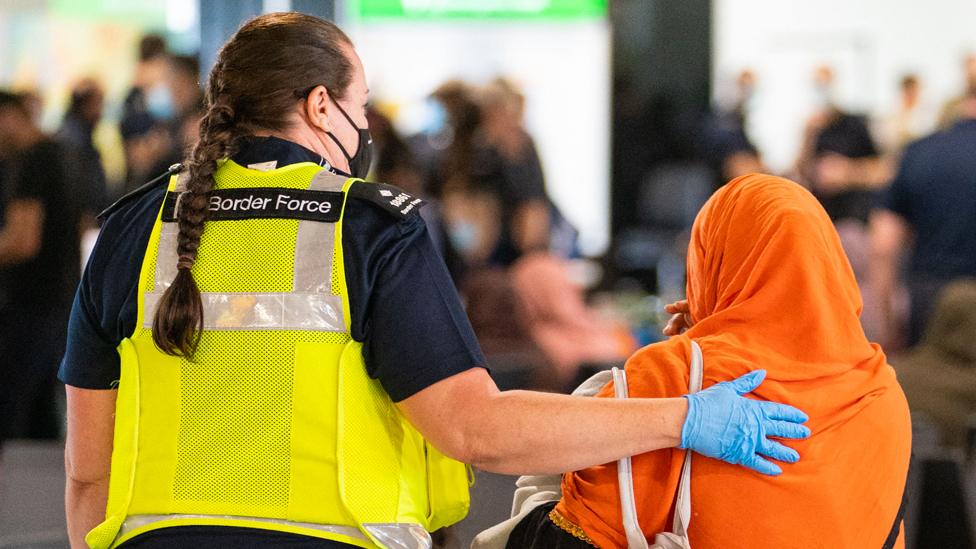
{"left": 117, "top": 514, "right": 369, "bottom": 544}
{"left": 144, "top": 170, "right": 348, "bottom": 332}
{"left": 363, "top": 523, "right": 433, "bottom": 549}
{"left": 116, "top": 515, "right": 433, "bottom": 549}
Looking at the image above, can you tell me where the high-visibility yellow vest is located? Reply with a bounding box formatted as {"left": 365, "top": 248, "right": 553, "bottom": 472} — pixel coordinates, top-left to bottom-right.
{"left": 86, "top": 160, "right": 471, "bottom": 549}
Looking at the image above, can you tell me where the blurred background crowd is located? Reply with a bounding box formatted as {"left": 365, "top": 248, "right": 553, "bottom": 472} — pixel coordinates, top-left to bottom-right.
{"left": 1, "top": 0, "right": 975, "bottom": 547}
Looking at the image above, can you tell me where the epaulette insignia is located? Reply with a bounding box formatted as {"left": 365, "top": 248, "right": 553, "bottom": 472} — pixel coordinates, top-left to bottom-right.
{"left": 347, "top": 181, "right": 425, "bottom": 219}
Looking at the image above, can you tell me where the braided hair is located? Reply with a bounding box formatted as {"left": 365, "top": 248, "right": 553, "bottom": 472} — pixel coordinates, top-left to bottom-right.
{"left": 152, "top": 12, "right": 353, "bottom": 356}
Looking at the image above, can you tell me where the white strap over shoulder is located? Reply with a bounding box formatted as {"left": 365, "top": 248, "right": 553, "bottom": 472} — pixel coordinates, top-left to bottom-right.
{"left": 612, "top": 367, "right": 647, "bottom": 549}
{"left": 615, "top": 340, "right": 703, "bottom": 549}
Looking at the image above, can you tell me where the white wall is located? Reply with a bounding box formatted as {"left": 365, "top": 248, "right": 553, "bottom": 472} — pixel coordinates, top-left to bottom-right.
{"left": 714, "top": 0, "right": 976, "bottom": 171}
{"left": 345, "top": 20, "right": 612, "bottom": 256}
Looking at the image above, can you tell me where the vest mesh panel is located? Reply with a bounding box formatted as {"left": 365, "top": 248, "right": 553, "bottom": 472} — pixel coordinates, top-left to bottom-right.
{"left": 150, "top": 163, "right": 351, "bottom": 511}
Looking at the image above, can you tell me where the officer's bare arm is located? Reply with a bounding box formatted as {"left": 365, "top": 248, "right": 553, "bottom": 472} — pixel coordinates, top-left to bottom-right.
{"left": 0, "top": 198, "right": 44, "bottom": 266}
{"left": 64, "top": 386, "right": 116, "bottom": 549}
{"left": 397, "top": 367, "right": 687, "bottom": 476}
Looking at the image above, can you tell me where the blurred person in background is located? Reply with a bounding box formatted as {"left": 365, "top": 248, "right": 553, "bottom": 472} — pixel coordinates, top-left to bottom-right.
{"left": 366, "top": 105, "right": 463, "bottom": 275}
{"left": 368, "top": 106, "right": 423, "bottom": 195}
{"left": 419, "top": 80, "right": 482, "bottom": 199}
{"left": 147, "top": 54, "right": 205, "bottom": 178}
{"left": 119, "top": 111, "right": 174, "bottom": 194}
{"left": 121, "top": 34, "right": 170, "bottom": 125}
{"left": 423, "top": 81, "right": 502, "bottom": 279}
{"left": 120, "top": 34, "right": 175, "bottom": 194}
{"left": 57, "top": 78, "right": 109, "bottom": 228}
{"left": 510, "top": 252, "right": 635, "bottom": 391}
{"left": 938, "top": 53, "right": 976, "bottom": 128}
{"left": 17, "top": 89, "right": 45, "bottom": 127}
{"left": 702, "top": 69, "right": 765, "bottom": 185}
{"left": 0, "top": 91, "right": 80, "bottom": 443}
{"left": 892, "top": 279, "right": 976, "bottom": 450}
{"left": 475, "top": 78, "right": 556, "bottom": 265}
{"left": 794, "top": 65, "right": 888, "bottom": 224}
{"left": 876, "top": 74, "right": 936, "bottom": 157}
{"left": 168, "top": 55, "right": 204, "bottom": 124}
{"left": 869, "top": 88, "right": 976, "bottom": 349}
{"left": 462, "top": 267, "right": 552, "bottom": 390}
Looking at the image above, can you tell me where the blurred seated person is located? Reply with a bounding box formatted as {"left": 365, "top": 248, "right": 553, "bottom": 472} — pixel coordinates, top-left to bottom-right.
{"left": 441, "top": 187, "right": 501, "bottom": 271}
{"left": 794, "top": 65, "right": 889, "bottom": 224}
{"left": 463, "top": 268, "right": 552, "bottom": 390}
{"left": 506, "top": 174, "right": 911, "bottom": 548}
{"left": 510, "top": 253, "right": 635, "bottom": 392}
{"left": 892, "top": 280, "right": 976, "bottom": 450}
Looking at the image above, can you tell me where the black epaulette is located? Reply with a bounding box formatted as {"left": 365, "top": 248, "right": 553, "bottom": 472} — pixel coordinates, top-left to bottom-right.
{"left": 97, "top": 163, "right": 184, "bottom": 221}
{"left": 346, "top": 180, "right": 426, "bottom": 219}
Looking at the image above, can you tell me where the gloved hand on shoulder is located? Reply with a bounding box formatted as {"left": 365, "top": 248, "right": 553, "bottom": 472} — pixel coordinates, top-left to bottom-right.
{"left": 679, "top": 369, "right": 811, "bottom": 476}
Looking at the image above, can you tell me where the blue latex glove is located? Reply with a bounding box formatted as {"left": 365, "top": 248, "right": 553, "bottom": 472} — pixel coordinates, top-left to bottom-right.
{"left": 679, "top": 369, "right": 811, "bottom": 476}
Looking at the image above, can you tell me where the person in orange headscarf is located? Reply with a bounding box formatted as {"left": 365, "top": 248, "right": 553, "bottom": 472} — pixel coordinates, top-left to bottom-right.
{"left": 506, "top": 174, "right": 911, "bottom": 549}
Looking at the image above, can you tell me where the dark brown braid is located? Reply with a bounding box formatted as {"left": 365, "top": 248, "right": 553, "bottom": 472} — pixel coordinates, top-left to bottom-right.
{"left": 152, "top": 12, "right": 353, "bottom": 357}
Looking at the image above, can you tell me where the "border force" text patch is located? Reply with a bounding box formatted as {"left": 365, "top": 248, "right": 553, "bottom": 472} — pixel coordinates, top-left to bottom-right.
{"left": 161, "top": 188, "right": 345, "bottom": 223}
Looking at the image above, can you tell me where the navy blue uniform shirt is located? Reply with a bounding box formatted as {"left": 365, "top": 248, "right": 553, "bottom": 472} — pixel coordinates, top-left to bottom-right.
{"left": 878, "top": 118, "right": 976, "bottom": 279}
{"left": 59, "top": 136, "right": 487, "bottom": 402}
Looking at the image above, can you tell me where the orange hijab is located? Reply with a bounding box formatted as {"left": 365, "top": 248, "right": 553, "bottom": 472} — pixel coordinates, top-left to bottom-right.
{"left": 557, "top": 174, "right": 911, "bottom": 548}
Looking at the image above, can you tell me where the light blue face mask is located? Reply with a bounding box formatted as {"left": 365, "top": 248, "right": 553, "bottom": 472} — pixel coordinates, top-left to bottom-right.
{"left": 447, "top": 221, "right": 478, "bottom": 253}
{"left": 146, "top": 83, "right": 175, "bottom": 120}
{"left": 423, "top": 98, "right": 447, "bottom": 135}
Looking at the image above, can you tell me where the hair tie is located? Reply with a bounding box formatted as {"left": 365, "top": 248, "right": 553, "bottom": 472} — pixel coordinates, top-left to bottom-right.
{"left": 177, "top": 255, "right": 195, "bottom": 270}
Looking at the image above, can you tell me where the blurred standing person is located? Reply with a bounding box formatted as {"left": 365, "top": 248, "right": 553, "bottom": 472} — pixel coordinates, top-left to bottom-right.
{"left": 876, "top": 74, "right": 935, "bottom": 157}
{"left": 477, "top": 77, "right": 574, "bottom": 265}
{"left": 168, "top": 55, "right": 204, "bottom": 125}
{"left": 367, "top": 105, "right": 463, "bottom": 275}
{"left": 794, "top": 65, "right": 888, "bottom": 224}
{"left": 420, "top": 80, "right": 483, "bottom": 198}
{"left": 148, "top": 54, "right": 205, "bottom": 177}
{"left": 702, "top": 69, "right": 764, "bottom": 185}
{"left": 120, "top": 35, "right": 173, "bottom": 194}
{"left": 121, "top": 34, "right": 171, "bottom": 124}
{"left": 57, "top": 78, "right": 109, "bottom": 229}
{"left": 119, "top": 112, "right": 174, "bottom": 194}
{"left": 0, "top": 91, "right": 80, "bottom": 442}
{"left": 869, "top": 89, "right": 976, "bottom": 349}
{"left": 423, "top": 81, "right": 502, "bottom": 278}
{"left": 938, "top": 54, "right": 976, "bottom": 129}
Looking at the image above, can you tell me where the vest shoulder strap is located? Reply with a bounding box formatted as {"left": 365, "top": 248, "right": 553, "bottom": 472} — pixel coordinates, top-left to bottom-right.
{"left": 98, "top": 163, "right": 184, "bottom": 221}
{"left": 346, "top": 180, "right": 425, "bottom": 220}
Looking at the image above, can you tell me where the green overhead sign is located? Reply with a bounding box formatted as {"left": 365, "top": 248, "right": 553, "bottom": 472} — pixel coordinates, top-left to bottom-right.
{"left": 352, "top": 0, "right": 607, "bottom": 20}
{"left": 49, "top": 0, "right": 165, "bottom": 25}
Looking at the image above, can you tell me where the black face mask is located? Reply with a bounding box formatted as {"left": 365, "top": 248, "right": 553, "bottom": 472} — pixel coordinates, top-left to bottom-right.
{"left": 326, "top": 100, "right": 372, "bottom": 179}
